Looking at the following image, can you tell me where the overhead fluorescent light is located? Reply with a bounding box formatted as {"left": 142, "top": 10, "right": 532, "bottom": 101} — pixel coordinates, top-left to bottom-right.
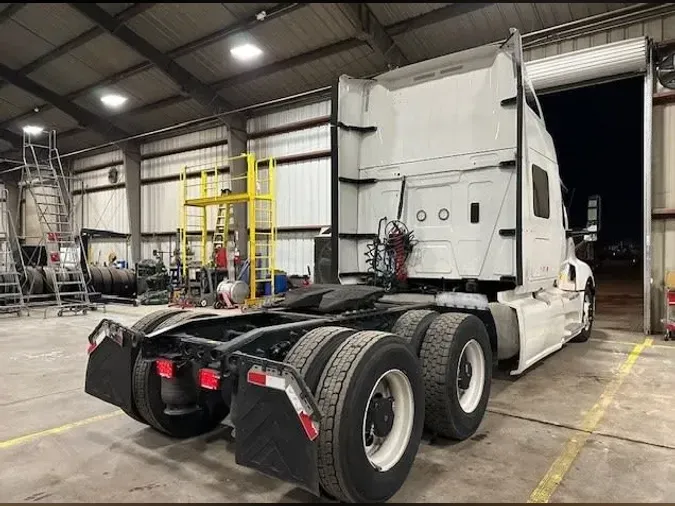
{"left": 230, "top": 43, "right": 262, "bottom": 61}
{"left": 101, "top": 94, "right": 128, "bottom": 108}
{"left": 22, "top": 125, "right": 43, "bottom": 135}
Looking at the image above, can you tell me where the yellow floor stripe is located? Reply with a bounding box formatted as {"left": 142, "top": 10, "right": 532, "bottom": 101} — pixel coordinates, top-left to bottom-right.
{"left": 0, "top": 410, "right": 123, "bottom": 450}
{"left": 592, "top": 337, "right": 672, "bottom": 350}
{"left": 528, "top": 337, "right": 653, "bottom": 503}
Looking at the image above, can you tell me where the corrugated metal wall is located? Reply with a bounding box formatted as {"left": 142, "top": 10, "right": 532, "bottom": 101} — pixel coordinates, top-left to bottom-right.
{"left": 69, "top": 127, "right": 229, "bottom": 265}
{"left": 247, "top": 100, "right": 331, "bottom": 277}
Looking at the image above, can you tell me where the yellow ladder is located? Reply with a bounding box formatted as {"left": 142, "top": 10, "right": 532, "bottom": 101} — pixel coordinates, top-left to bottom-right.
{"left": 249, "top": 157, "right": 277, "bottom": 303}
{"left": 213, "top": 201, "right": 230, "bottom": 254}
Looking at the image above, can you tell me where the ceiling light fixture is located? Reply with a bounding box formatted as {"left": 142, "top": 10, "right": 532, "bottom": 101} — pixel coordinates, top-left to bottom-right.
{"left": 230, "top": 43, "right": 262, "bottom": 61}
{"left": 101, "top": 94, "right": 128, "bottom": 108}
{"left": 22, "top": 125, "right": 44, "bottom": 135}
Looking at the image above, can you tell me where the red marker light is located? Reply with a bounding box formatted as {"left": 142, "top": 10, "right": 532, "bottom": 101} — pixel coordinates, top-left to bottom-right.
{"left": 198, "top": 368, "right": 221, "bottom": 390}
{"left": 155, "top": 359, "right": 174, "bottom": 379}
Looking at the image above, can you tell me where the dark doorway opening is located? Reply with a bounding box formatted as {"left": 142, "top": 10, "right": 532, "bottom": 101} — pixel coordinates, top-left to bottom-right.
{"left": 538, "top": 76, "right": 644, "bottom": 332}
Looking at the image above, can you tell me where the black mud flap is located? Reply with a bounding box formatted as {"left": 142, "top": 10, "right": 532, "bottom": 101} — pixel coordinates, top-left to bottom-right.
{"left": 232, "top": 353, "right": 322, "bottom": 497}
{"left": 84, "top": 319, "right": 143, "bottom": 414}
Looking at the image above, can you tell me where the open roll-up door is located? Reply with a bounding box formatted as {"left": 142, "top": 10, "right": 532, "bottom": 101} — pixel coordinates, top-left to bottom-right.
{"left": 525, "top": 36, "right": 653, "bottom": 335}
{"left": 525, "top": 37, "right": 648, "bottom": 93}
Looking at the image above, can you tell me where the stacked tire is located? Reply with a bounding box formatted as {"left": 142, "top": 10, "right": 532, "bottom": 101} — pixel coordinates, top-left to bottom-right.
{"left": 87, "top": 266, "right": 136, "bottom": 297}
{"left": 17, "top": 265, "right": 136, "bottom": 299}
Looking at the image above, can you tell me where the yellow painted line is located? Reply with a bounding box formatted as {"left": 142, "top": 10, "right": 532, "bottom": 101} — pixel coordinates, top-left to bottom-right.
{"left": 0, "top": 410, "right": 123, "bottom": 450}
{"left": 528, "top": 337, "right": 653, "bottom": 503}
{"left": 591, "top": 337, "right": 672, "bottom": 350}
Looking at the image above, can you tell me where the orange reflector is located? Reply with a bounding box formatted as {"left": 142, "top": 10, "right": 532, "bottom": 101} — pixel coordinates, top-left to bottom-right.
{"left": 198, "top": 368, "right": 221, "bottom": 390}
{"left": 156, "top": 359, "right": 174, "bottom": 379}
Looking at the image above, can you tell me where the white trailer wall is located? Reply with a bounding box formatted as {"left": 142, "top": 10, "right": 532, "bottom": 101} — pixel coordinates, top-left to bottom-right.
{"left": 247, "top": 100, "right": 331, "bottom": 277}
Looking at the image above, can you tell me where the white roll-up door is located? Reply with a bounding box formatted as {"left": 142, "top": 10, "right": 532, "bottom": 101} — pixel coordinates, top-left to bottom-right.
{"left": 525, "top": 37, "right": 648, "bottom": 92}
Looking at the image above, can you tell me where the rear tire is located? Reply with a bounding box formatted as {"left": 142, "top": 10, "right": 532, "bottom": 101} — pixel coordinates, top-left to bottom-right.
{"left": 315, "top": 331, "right": 424, "bottom": 503}
{"left": 123, "top": 309, "right": 184, "bottom": 424}
{"left": 284, "top": 326, "right": 356, "bottom": 392}
{"left": 391, "top": 309, "right": 439, "bottom": 356}
{"left": 132, "top": 310, "right": 226, "bottom": 438}
{"left": 419, "top": 312, "right": 492, "bottom": 440}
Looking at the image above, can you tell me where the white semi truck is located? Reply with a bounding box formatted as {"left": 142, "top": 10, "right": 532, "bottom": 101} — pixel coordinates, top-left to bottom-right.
{"left": 84, "top": 29, "right": 598, "bottom": 503}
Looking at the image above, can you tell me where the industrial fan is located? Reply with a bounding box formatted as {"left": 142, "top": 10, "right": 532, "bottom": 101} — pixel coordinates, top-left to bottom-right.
{"left": 657, "top": 50, "right": 675, "bottom": 90}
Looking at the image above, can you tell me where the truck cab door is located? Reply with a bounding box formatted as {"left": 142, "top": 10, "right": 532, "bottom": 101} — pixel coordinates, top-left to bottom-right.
{"left": 524, "top": 149, "right": 565, "bottom": 287}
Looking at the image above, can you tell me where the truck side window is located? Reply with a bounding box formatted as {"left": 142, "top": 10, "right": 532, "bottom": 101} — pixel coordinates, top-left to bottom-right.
{"left": 532, "top": 165, "right": 550, "bottom": 219}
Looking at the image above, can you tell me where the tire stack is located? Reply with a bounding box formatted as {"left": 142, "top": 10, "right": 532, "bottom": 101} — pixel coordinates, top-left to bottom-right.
{"left": 19, "top": 265, "right": 136, "bottom": 299}
{"left": 22, "top": 266, "right": 44, "bottom": 296}
{"left": 87, "top": 266, "right": 136, "bottom": 297}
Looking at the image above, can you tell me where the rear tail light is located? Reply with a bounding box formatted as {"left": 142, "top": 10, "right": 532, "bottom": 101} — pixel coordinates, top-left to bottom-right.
{"left": 156, "top": 359, "right": 175, "bottom": 379}
{"left": 198, "top": 368, "right": 221, "bottom": 390}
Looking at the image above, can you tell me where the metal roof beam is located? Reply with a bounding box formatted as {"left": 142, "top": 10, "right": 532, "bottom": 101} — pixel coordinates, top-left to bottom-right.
{"left": 386, "top": 3, "right": 493, "bottom": 37}
{"left": 0, "top": 62, "right": 129, "bottom": 141}
{"left": 0, "top": 3, "right": 307, "bottom": 129}
{"left": 10, "top": 3, "right": 155, "bottom": 80}
{"left": 342, "top": 3, "right": 408, "bottom": 68}
{"left": 0, "top": 129, "right": 23, "bottom": 149}
{"left": 0, "top": 3, "right": 26, "bottom": 23}
{"left": 173, "top": 3, "right": 308, "bottom": 59}
{"left": 70, "top": 2, "right": 236, "bottom": 118}
{"left": 0, "top": 2, "right": 490, "bottom": 132}
{"left": 211, "top": 38, "right": 364, "bottom": 90}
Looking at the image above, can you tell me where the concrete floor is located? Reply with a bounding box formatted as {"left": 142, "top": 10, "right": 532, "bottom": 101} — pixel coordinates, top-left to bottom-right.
{"left": 1, "top": 291, "right": 674, "bottom": 503}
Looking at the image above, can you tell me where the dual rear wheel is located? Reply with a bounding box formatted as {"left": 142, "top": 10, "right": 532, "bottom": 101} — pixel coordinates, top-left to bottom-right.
{"left": 283, "top": 310, "right": 492, "bottom": 502}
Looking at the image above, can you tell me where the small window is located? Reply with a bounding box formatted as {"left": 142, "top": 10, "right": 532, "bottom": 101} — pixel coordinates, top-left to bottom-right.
{"left": 470, "top": 202, "right": 480, "bottom": 223}
{"left": 532, "top": 165, "right": 550, "bottom": 219}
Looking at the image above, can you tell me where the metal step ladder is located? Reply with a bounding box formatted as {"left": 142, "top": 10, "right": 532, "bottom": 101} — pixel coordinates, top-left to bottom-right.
{"left": 22, "top": 129, "right": 92, "bottom": 316}
{"left": 0, "top": 188, "right": 27, "bottom": 316}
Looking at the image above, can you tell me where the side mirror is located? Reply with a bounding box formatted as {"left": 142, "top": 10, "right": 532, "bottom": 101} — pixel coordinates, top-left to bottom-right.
{"left": 584, "top": 194, "right": 601, "bottom": 242}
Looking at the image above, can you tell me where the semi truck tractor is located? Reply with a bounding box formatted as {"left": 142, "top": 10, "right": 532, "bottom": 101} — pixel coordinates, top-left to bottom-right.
{"left": 84, "top": 29, "right": 598, "bottom": 503}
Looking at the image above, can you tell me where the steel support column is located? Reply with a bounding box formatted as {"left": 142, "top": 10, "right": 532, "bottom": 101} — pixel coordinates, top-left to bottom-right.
{"left": 644, "top": 49, "right": 654, "bottom": 334}
{"left": 122, "top": 143, "right": 142, "bottom": 266}
{"left": 228, "top": 117, "right": 248, "bottom": 260}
